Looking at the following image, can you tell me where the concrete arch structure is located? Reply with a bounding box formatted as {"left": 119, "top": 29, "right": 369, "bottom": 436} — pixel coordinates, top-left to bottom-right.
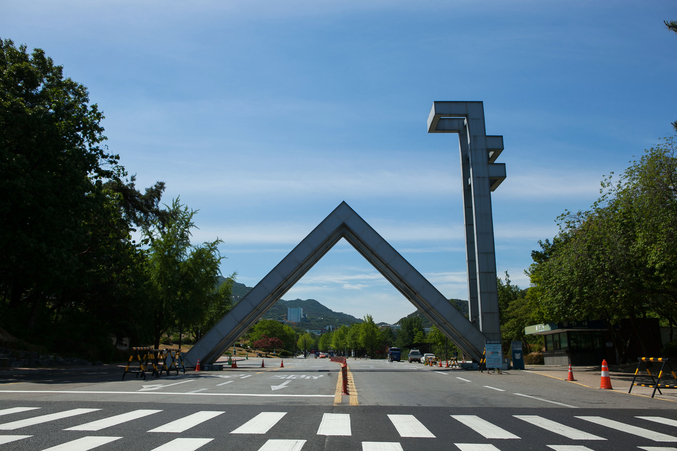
{"left": 185, "top": 201, "right": 489, "bottom": 366}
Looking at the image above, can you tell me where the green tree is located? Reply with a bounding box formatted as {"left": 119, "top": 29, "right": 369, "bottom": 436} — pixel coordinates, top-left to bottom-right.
{"left": 346, "top": 323, "right": 362, "bottom": 357}
{"left": 396, "top": 316, "right": 424, "bottom": 348}
{"left": 318, "top": 331, "right": 333, "bottom": 352}
{"left": 249, "top": 319, "right": 297, "bottom": 352}
{"left": 360, "top": 314, "right": 381, "bottom": 357}
{"left": 331, "top": 325, "right": 349, "bottom": 356}
{"left": 297, "top": 333, "right": 314, "bottom": 356}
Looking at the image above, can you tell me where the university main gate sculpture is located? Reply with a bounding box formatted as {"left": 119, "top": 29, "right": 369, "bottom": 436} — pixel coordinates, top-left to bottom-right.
{"left": 185, "top": 101, "right": 506, "bottom": 365}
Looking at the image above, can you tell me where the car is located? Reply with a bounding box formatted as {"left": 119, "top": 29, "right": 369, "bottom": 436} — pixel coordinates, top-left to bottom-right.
{"left": 422, "top": 353, "right": 436, "bottom": 364}
{"left": 319, "top": 352, "right": 327, "bottom": 358}
{"left": 408, "top": 349, "right": 422, "bottom": 363}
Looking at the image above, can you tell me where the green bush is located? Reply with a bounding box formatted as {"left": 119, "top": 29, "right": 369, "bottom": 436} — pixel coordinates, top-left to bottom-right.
{"left": 279, "top": 350, "right": 292, "bottom": 357}
{"left": 524, "top": 352, "right": 544, "bottom": 365}
{"left": 159, "top": 336, "right": 171, "bottom": 345}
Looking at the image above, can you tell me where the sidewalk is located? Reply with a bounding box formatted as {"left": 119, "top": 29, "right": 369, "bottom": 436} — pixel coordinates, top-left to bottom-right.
{"left": 526, "top": 363, "right": 677, "bottom": 402}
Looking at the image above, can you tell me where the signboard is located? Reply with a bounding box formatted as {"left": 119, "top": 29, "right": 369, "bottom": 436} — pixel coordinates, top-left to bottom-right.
{"left": 485, "top": 340, "right": 502, "bottom": 369}
{"left": 511, "top": 340, "right": 525, "bottom": 370}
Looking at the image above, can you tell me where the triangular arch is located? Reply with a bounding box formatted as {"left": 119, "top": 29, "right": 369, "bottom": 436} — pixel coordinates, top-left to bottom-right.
{"left": 185, "top": 202, "right": 488, "bottom": 365}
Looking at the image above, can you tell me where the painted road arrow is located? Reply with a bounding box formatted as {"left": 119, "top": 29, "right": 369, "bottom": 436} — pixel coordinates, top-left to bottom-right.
{"left": 271, "top": 380, "right": 291, "bottom": 391}
{"left": 139, "top": 380, "right": 195, "bottom": 392}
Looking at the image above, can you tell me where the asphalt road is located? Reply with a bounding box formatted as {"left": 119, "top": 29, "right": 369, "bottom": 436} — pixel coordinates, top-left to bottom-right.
{"left": 1, "top": 357, "right": 676, "bottom": 450}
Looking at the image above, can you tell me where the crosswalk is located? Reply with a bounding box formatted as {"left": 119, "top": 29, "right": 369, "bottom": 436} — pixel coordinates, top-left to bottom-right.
{"left": 0, "top": 406, "right": 676, "bottom": 450}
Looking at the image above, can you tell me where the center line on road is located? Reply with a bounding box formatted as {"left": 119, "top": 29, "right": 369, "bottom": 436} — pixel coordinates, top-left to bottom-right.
{"left": 216, "top": 381, "right": 233, "bottom": 386}
{"left": 514, "top": 393, "right": 577, "bottom": 408}
{"left": 483, "top": 386, "right": 505, "bottom": 391}
{"left": 456, "top": 377, "right": 472, "bottom": 382}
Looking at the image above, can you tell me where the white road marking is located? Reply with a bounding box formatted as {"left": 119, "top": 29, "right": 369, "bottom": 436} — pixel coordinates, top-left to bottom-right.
{"left": 387, "top": 414, "right": 435, "bottom": 438}
{"left": 258, "top": 439, "right": 306, "bottom": 451}
{"left": 451, "top": 415, "right": 520, "bottom": 439}
{"left": 66, "top": 409, "right": 162, "bottom": 431}
{"left": 0, "top": 407, "right": 40, "bottom": 417}
{"left": 483, "top": 386, "right": 505, "bottom": 392}
{"left": 148, "top": 411, "right": 224, "bottom": 433}
{"left": 547, "top": 446, "right": 597, "bottom": 451}
{"left": 231, "top": 412, "right": 286, "bottom": 434}
{"left": 271, "top": 380, "right": 291, "bottom": 391}
{"left": 638, "top": 417, "right": 677, "bottom": 428}
{"left": 139, "top": 380, "right": 195, "bottom": 392}
{"left": 434, "top": 371, "right": 448, "bottom": 376}
{"left": 362, "top": 442, "right": 404, "bottom": 450}
{"left": 514, "top": 393, "right": 577, "bottom": 408}
{"left": 577, "top": 416, "right": 677, "bottom": 442}
{"left": 241, "top": 374, "right": 253, "bottom": 379}
{"left": 0, "top": 435, "right": 31, "bottom": 445}
{"left": 0, "top": 408, "right": 100, "bottom": 430}
{"left": 456, "top": 377, "right": 472, "bottom": 382}
{"left": 514, "top": 415, "right": 605, "bottom": 440}
{"left": 454, "top": 445, "right": 501, "bottom": 451}
{"left": 637, "top": 447, "right": 677, "bottom": 451}
{"left": 150, "top": 438, "right": 213, "bottom": 450}
{"left": 0, "top": 390, "right": 333, "bottom": 398}
{"left": 216, "top": 381, "right": 233, "bottom": 386}
{"left": 187, "top": 389, "right": 208, "bottom": 394}
{"left": 41, "top": 436, "right": 122, "bottom": 451}
{"left": 317, "top": 413, "right": 351, "bottom": 436}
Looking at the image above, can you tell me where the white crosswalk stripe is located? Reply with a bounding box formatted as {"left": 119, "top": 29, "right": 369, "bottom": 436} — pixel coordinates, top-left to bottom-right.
{"left": 362, "top": 442, "right": 404, "bottom": 451}
{"left": 638, "top": 416, "right": 677, "bottom": 428}
{"left": 576, "top": 416, "right": 677, "bottom": 442}
{"left": 149, "top": 438, "right": 213, "bottom": 450}
{"left": 66, "top": 409, "right": 162, "bottom": 431}
{"left": 637, "top": 447, "right": 677, "bottom": 451}
{"left": 454, "top": 444, "right": 501, "bottom": 451}
{"left": 148, "top": 411, "right": 224, "bottom": 433}
{"left": 258, "top": 439, "right": 306, "bottom": 451}
{"left": 0, "top": 408, "right": 100, "bottom": 430}
{"left": 514, "top": 415, "right": 605, "bottom": 440}
{"left": 317, "top": 413, "right": 351, "bottom": 436}
{"left": 231, "top": 412, "right": 286, "bottom": 434}
{"left": 451, "top": 415, "right": 520, "bottom": 439}
{"left": 547, "top": 446, "right": 597, "bottom": 451}
{"left": 387, "top": 414, "right": 435, "bottom": 438}
{"left": 41, "top": 436, "right": 122, "bottom": 451}
{"left": 0, "top": 435, "right": 32, "bottom": 445}
{"left": 0, "top": 407, "right": 40, "bottom": 417}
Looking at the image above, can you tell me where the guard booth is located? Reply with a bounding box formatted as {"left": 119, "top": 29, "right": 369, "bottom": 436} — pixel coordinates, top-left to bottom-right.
{"left": 525, "top": 319, "right": 663, "bottom": 366}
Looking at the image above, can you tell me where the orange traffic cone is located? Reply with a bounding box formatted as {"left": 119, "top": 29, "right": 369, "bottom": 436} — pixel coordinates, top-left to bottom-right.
{"left": 261, "top": 359, "right": 265, "bottom": 368}
{"left": 600, "top": 359, "right": 613, "bottom": 389}
{"left": 232, "top": 359, "right": 237, "bottom": 369}
{"left": 438, "top": 360, "right": 442, "bottom": 367}
{"left": 567, "top": 363, "right": 575, "bottom": 381}
{"left": 446, "top": 360, "right": 450, "bottom": 368}
{"left": 195, "top": 359, "right": 201, "bottom": 372}
{"left": 280, "top": 359, "right": 284, "bottom": 368}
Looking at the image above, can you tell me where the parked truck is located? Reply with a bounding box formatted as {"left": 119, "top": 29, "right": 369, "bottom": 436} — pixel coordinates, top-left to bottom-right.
{"left": 387, "top": 347, "right": 401, "bottom": 362}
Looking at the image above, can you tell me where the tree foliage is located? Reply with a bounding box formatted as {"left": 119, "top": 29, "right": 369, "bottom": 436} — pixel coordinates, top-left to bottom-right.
{"left": 527, "top": 138, "right": 677, "bottom": 361}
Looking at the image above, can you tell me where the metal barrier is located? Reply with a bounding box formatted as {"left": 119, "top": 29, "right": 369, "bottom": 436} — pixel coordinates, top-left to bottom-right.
{"left": 629, "top": 357, "right": 677, "bottom": 398}
{"left": 122, "top": 347, "right": 165, "bottom": 380}
{"left": 164, "top": 348, "right": 186, "bottom": 376}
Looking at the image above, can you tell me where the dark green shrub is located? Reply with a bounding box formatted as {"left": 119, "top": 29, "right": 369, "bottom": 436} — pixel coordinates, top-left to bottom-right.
{"left": 524, "top": 352, "right": 544, "bottom": 365}
{"left": 279, "top": 350, "right": 292, "bottom": 357}
{"left": 159, "top": 336, "right": 171, "bottom": 345}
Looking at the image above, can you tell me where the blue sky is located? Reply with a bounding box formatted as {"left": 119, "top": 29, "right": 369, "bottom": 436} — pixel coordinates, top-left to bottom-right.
{"left": 3, "top": 1, "right": 676, "bottom": 324}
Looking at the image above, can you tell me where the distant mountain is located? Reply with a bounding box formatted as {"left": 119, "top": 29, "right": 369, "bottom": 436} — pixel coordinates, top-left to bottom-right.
{"left": 398, "top": 299, "right": 469, "bottom": 328}
{"left": 227, "top": 281, "right": 362, "bottom": 329}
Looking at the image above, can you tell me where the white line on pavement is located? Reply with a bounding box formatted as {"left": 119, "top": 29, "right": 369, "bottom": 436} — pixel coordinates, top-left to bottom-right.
{"left": 139, "top": 380, "right": 195, "bottom": 392}
{"left": 362, "top": 442, "right": 404, "bottom": 451}
{"left": 258, "top": 439, "right": 306, "bottom": 451}
{"left": 513, "top": 415, "right": 605, "bottom": 440}
{"left": 317, "top": 413, "right": 351, "bottom": 436}
{"left": 387, "top": 414, "right": 435, "bottom": 438}
{"left": 216, "top": 381, "right": 233, "bottom": 386}
{"left": 41, "top": 436, "right": 122, "bottom": 451}
{"left": 0, "top": 390, "right": 334, "bottom": 398}
{"left": 0, "top": 436, "right": 31, "bottom": 445}
{"left": 483, "top": 386, "right": 505, "bottom": 392}
{"left": 546, "top": 446, "right": 597, "bottom": 451}
{"left": 514, "top": 393, "right": 577, "bottom": 408}
{"left": 576, "top": 416, "right": 677, "bottom": 442}
{"left": 66, "top": 409, "right": 162, "bottom": 431}
{"left": 637, "top": 416, "right": 677, "bottom": 428}
{"left": 451, "top": 415, "right": 520, "bottom": 439}
{"left": 148, "top": 411, "right": 224, "bottom": 433}
{"left": 150, "top": 438, "right": 213, "bottom": 451}
{"left": 0, "top": 408, "right": 100, "bottom": 431}
{"left": 0, "top": 407, "right": 40, "bottom": 417}
{"left": 455, "top": 445, "right": 502, "bottom": 451}
{"left": 456, "top": 377, "right": 472, "bottom": 382}
{"left": 231, "top": 412, "right": 286, "bottom": 434}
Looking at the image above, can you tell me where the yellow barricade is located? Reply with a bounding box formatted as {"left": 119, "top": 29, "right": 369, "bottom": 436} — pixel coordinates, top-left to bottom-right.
{"left": 629, "top": 357, "right": 677, "bottom": 398}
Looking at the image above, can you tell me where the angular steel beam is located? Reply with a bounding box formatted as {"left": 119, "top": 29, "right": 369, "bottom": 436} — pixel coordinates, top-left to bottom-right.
{"left": 185, "top": 202, "right": 489, "bottom": 366}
